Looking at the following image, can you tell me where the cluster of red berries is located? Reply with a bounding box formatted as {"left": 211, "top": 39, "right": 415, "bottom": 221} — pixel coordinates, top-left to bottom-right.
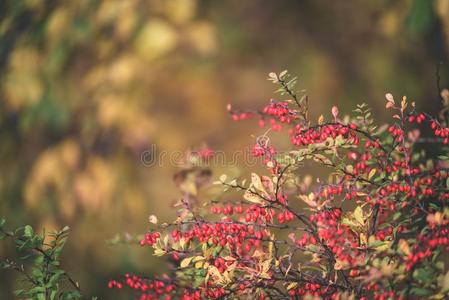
{"left": 290, "top": 123, "right": 358, "bottom": 146}
{"left": 406, "top": 226, "right": 449, "bottom": 271}
{"left": 365, "top": 285, "right": 400, "bottom": 300}
{"left": 243, "top": 205, "right": 274, "bottom": 223}
{"left": 251, "top": 143, "right": 275, "bottom": 157}
{"left": 375, "top": 226, "right": 394, "bottom": 241}
{"left": 210, "top": 204, "right": 274, "bottom": 223}
{"left": 431, "top": 120, "right": 449, "bottom": 144}
{"left": 388, "top": 125, "right": 404, "bottom": 142}
{"left": 288, "top": 282, "right": 326, "bottom": 298}
{"left": 140, "top": 231, "right": 161, "bottom": 246}
{"left": 108, "top": 275, "right": 175, "bottom": 300}
{"left": 262, "top": 101, "right": 296, "bottom": 123}
{"left": 108, "top": 275, "right": 234, "bottom": 300}
{"left": 230, "top": 112, "right": 255, "bottom": 122}
{"left": 202, "top": 285, "right": 226, "bottom": 299}
{"left": 318, "top": 185, "right": 344, "bottom": 199}
{"left": 251, "top": 142, "right": 280, "bottom": 173}
{"left": 211, "top": 204, "right": 241, "bottom": 215}
{"left": 408, "top": 113, "right": 426, "bottom": 124}
{"left": 170, "top": 222, "right": 270, "bottom": 255}
{"left": 180, "top": 290, "right": 201, "bottom": 300}
{"left": 276, "top": 210, "right": 295, "bottom": 223}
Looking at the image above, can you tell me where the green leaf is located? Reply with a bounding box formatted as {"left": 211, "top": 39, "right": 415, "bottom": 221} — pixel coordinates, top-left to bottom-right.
{"left": 49, "top": 269, "right": 65, "bottom": 285}
{"left": 392, "top": 212, "right": 401, "bottom": 221}
{"left": 50, "top": 289, "right": 57, "bottom": 300}
{"left": 59, "top": 291, "right": 82, "bottom": 300}
{"left": 413, "top": 267, "right": 436, "bottom": 283}
{"left": 410, "top": 287, "right": 431, "bottom": 296}
{"left": 368, "top": 239, "right": 386, "bottom": 248}
{"left": 18, "top": 239, "right": 32, "bottom": 251}
{"left": 28, "top": 286, "right": 46, "bottom": 294}
{"left": 374, "top": 172, "right": 386, "bottom": 183}
{"left": 14, "top": 289, "right": 25, "bottom": 296}
{"left": 23, "top": 225, "right": 34, "bottom": 238}
{"left": 34, "top": 255, "right": 44, "bottom": 266}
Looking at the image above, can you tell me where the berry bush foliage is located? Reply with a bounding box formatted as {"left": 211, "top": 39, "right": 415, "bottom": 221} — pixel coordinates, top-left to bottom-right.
{"left": 3, "top": 71, "right": 449, "bottom": 300}
{"left": 109, "top": 71, "right": 449, "bottom": 300}
{"left": 0, "top": 221, "right": 87, "bottom": 299}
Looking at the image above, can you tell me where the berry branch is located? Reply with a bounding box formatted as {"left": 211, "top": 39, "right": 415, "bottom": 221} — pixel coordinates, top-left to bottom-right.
{"left": 108, "top": 71, "right": 449, "bottom": 300}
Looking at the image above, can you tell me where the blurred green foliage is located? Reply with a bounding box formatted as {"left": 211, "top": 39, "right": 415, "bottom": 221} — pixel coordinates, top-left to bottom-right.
{"left": 0, "top": 220, "right": 84, "bottom": 299}
{"left": 0, "top": 0, "right": 448, "bottom": 298}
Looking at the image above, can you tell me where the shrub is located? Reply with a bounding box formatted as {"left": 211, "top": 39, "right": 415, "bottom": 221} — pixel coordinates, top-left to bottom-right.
{"left": 3, "top": 71, "right": 449, "bottom": 299}
{"left": 108, "top": 71, "right": 449, "bottom": 299}
{"left": 0, "top": 221, "right": 87, "bottom": 299}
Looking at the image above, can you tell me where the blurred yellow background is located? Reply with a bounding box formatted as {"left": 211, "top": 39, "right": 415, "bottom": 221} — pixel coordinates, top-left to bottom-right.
{"left": 1, "top": 0, "right": 449, "bottom": 298}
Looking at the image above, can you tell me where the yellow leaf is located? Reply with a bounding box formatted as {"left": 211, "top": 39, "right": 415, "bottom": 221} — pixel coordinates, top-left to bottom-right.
{"left": 180, "top": 256, "right": 194, "bottom": 268}
{"left": 360, "top": 233, "right": 368, "bottom": 246}
{"left": 243, "top": 190, "right": 264, "bottom": 204}
{"left": 398, "top": 239, "right": 411, "bottom": 256}
{"left": 376, "top": 242, "right": 391, "bottom": 252}
{"left": 251, "top": 173, "right": 267, "bottom": 194}
{"left": 268, "top": 234, "right": 274, "bottom": 261}
{"left": 401, "top": 96, "right": 407, "bottom": 112}
{"left": 252, "top": 249, "right": 264, "bottom": 257}
{"left": 153, "top": 248, "right": 166, "bottom": 256}
{"left": 193, "top": 255, "right": 205, "bottom": 262}
{"left": 299, "top": 193, "right": 320, "bottom": 209}
{"left": 261, "top": 259, "right": 272, "bottom": 273}
{"left": 208, "top": 265, "right": 224, "bottom": 283}
{"left": 346, "top": 165, "right": 354, "bottom": 173}
{"left": 440, "top": 270, "right": 449, "bottom": 292}
{"left": 318, "top": 114, "right": 324, "bottom": 125}
{"left": 223, "top": 270, "right": 232, "bottom": 283}
{"left": 341, "top": 217, "right": 357, "bottom": 228}
{"left": 204, "top": 272, "right": 210, "bottom": 285}
{"left": 334, "top": 259, "right": 349, "bottom": 270}
{"left": 179, "top": 237, "right": 186, "bottom": 250}
{"left": 223, "top": 256, "right": 236, "bottom": 261}
{"left": 286, "top": 282, "right": 298, "bottom": 290}
{"left": 311, "top": 253, "right": 321, "bottom": 263}
{"left": 380, "top": 263, "right": 395, "bottom": 277}
{"left": 368, "top": 169, "right": 376, "bottom": 180}
{"left": 354, "top": 206, "right": 364, "bottom": 225}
